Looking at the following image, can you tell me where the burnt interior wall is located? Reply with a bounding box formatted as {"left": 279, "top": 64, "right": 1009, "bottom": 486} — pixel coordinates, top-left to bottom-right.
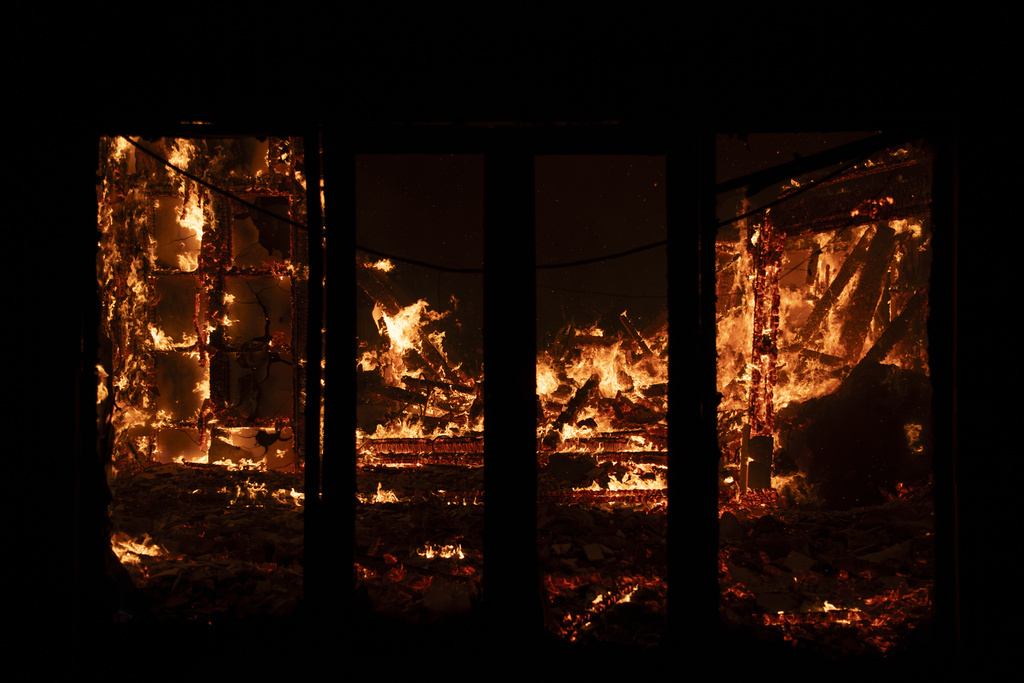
{"left": 16, "top": 19, "right": 1015, "bottom": 674}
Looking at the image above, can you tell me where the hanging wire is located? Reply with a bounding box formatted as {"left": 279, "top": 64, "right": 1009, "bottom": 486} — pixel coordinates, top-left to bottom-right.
{"left": 356, "top": 244, "right": 483, "bottom": 273}
{"left": 357, "top": 237, "right": 667, "bottom": 275}
{"left": 123, "top": 136, "right": 309, "bottom": 231}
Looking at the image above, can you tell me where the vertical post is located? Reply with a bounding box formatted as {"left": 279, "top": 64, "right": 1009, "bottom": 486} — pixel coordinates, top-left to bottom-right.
{"left": 483, "top": 144, "right": 540, "bottom": 648}
{"left": 303, "top": 126, "right": 327, "bottom": 623}
{"left": 670, "top": 131, "right": 719, "bottom": 653}
{"left": 930, "top": 131, "right": 960, "bottom": 667}
{"left": 73, "top": 130, "right": 107, "bottom": 637}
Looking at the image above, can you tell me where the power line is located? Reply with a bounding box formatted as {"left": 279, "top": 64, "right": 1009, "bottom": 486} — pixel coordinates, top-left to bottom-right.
{"left": 537, "top": 240, "right": 666, "bottom": 270}
{"left": 124, "top": 136, "right": 309, "bottom": 232}
{"left": 356, "top": 238, "right": 667, "bottom": 274}
{"left": 356, "top": 245, "right": 483, "bottom": 274}
{"left": 126, "top": 137, "right": 670, "bottom": 272}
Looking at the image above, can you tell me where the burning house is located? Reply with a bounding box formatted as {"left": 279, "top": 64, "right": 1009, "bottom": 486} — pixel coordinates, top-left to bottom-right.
{"left": 49, "top": 118, "right": 967, "bottom": 676}
{"left": 94, "top": 135, "right": 318, "bottom": 624}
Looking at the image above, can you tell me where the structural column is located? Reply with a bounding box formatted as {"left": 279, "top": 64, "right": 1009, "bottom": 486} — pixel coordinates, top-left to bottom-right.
{"left": 483, "top": 144, "right": 540, "bottom": 644}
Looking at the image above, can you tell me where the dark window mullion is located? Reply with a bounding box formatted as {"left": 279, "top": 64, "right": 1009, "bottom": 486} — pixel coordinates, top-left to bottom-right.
{"left": 483, "top": 146, "right": 540, "bottom": 645}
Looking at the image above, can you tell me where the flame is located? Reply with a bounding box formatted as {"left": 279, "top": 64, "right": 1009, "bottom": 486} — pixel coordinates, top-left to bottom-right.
{"left": 379, "top": 300, "right": 448, "bottom": 358}
{"left": 96, "top": 364, "right": 109, "bottom": 405}
{"left": 166, "top": 139, "right": 196, "bottom": 170}
{"left": 221, "top": 478, "right": 269, "bottom": 505}
{"left": 416, "top": 543, "right": 465, "bottom": 560}
{"left": 536, "top": 319, "right": 668, "bottom": 442}
{"left": 356, "top": 482, "right": 401, "bottom": 504}
{"left": 111, "top": 531, "right": 168, "bottom": 565}
{"left": 904, "top": 422, "right": 924, "bottom": 453}
{"left": 111, "top": 136, "right": 133, "bottom": 163}
{"left": 272, "top": 487, "right": 304, "bottom": 506}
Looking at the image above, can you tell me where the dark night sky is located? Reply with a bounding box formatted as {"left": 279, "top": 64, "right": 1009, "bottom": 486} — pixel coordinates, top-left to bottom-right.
{"left": 356, "top": 154, "right": 667, "bottom": 353}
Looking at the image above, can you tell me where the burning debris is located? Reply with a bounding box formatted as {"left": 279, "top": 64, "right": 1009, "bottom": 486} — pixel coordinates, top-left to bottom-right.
{"left": 535, "top": 316, "right": 668, "bottom": 645}
{"left": 106, "top": 460, "right": 303, "bottom": 623}
{"left": 96, "top": 135, "right": 309, "bottom": 622}
{"left": 716, "top": 137, "right": 936, "bottom": 657}
{"left": 354, "top": 249, "right": 669, "bottom": 641}
{"left": 355, "top": 252, "right": 485, "bottom": 621}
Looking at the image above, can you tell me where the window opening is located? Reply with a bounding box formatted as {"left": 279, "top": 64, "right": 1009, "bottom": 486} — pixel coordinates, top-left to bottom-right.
{"left": 715, "top": 134, "right": 936, "bottom": 657}
{"left": 354, "top": 154, "right": 485, "bottom": 621}
{"left": 535, "top": 155, "right": 668, "bottom": 646}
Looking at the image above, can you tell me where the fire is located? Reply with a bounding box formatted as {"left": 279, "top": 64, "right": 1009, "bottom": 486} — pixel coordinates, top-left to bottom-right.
{"left": 166, "top": 138, "right": 196, "bottom": 170}
{"left": 357, "top": 255, "right": 481, "bottom": 443}
{"left": 536, "top": 317, "right": 668, "bottom": 445}
{"left": 98, "top": 134, "right": 308, "bottom": 468}
{"left": 272, "top": 487, "right": 304, "bottom": 506}
{"left": 219, "top": 478, "right": 270, "bottom": 505}
{"left": 111, "top": 531, "right": 168, "bottom": 565}
{"left": 716, "top": 137, "right": 936, "bottom": 657}
{"left": 416, "top": 543, "right": 465, "bottom": 560}
{"left": 356, "top": 482, "right": 401, "bottom": 504}
{"left": 96, "top": 364, "right": 109, "bottom": 405}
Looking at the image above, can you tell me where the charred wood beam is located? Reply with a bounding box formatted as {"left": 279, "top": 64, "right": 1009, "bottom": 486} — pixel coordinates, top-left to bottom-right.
{"left": 748, "top": 212, "right": 784, "bottom": 439}
{"left": 777, "top": 203, "right": 932, "bottom": 238}
{"left": 619, "top": 311, "right": 653, "bottom": 357}
{"left": 538, "top": 489, "right": 668, "bottom": 506}
{"left": 844, "top": 287, "right": 928, "bottom": 387}
{"left": 402, "top": 376, "right": 477, "bottom": 394}
{"left": 794, "top": 224, "right": 876, "bottom": 347}
{"left": 365, "top": 384, "right": 429, "bottom": 406}
{"left": 356, "top": 454, "right": 486, "bottom": 467}
{"left": 838, "top": 224, "right": 901, "bottom": 357}
{"left": 715, "top": 131, "right": 919, "bottom": 196}
{"left": 552, "top": 374, "right": 600, "bottom": 431}
{"left": 359, "top": 435, "right": 485, "bottom": 455}
{"left": 771, "top": 159, "right": 932, "bottom": 238}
